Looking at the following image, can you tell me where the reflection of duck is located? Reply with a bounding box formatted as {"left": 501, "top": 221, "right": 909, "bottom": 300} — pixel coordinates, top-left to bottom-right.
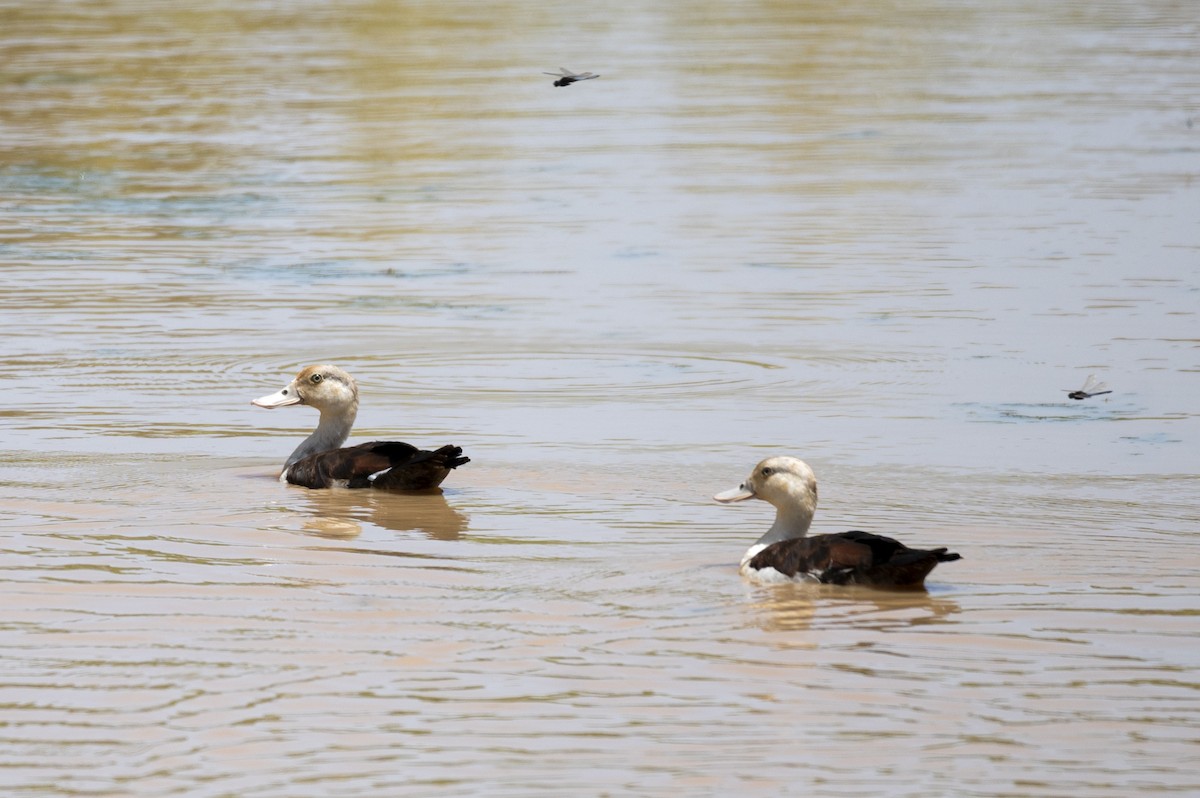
{"left": 297, "top": 489, "right": 469, "bottom": 541}
{"left": 252, "top": 365, "right": 468, "bottom": 491}
{"left": 715, "top": 457, "right": 960, "bottom": 589}
{"left": 749, "top": 586, "right": 961, "bottom": 633}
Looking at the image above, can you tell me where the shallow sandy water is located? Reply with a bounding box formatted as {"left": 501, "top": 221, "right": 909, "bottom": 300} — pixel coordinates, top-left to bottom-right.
{"left": 1, "top": 1, "right": 1198, "bottom": 796}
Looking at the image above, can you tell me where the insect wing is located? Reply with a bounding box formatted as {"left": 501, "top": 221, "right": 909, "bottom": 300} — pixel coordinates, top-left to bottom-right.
{"left": 1081, "top": 374, "right": 1110, "bottom": 395}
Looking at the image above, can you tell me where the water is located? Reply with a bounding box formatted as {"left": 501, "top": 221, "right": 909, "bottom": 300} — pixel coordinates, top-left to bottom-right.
{"left": 2, "top": 1, "right": 1198, "bottom": 795}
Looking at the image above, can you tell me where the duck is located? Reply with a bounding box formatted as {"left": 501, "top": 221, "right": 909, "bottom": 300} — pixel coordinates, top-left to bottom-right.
{"left": 714, "top": 456, "right": 960, "bottom": 589}
{"left": 251, "top": 365, "right": 469, "bottom": 491}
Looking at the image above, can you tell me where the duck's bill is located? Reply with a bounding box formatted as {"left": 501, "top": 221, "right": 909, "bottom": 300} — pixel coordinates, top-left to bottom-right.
{"left": 251, "top": 386, "right": 301, "bottom": 409}
{"left": 713, "top": 484, "right": 755, "bottom": 503}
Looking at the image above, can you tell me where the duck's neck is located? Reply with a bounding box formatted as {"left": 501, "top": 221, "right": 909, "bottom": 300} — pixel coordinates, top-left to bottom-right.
{"left": 754, "top": 492, "right": 816, "bottom": 548}
{"left": 284, "top": 402, "right": 357, "bottom": 469}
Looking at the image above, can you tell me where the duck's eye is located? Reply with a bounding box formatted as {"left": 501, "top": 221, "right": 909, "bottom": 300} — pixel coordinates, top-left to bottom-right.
{"left": 310, "top": 374, "right": 322, "bottom": 384}
{"left": 761, "top": 467, "right": 773, "bottom": 476}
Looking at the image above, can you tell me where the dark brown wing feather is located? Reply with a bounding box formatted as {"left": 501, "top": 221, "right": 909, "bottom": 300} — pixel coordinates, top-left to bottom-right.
{"left": 748, "top": 530, "right": 960, "bottom": 589}
{"left": 368, "top": 443, "right": 469, "bottom": 491}
{"left": 285, "top": 442, "right": 469, "bottom": 491}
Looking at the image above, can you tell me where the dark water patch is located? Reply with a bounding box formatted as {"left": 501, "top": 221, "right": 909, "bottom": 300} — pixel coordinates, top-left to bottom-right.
{"left": 959, "top": 401, "right": 1143, "bottom": 424}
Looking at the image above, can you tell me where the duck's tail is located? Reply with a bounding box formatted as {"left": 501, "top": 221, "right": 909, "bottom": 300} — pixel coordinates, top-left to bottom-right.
{"left": 369, "top": 444, "right": 469, "bottom": 491}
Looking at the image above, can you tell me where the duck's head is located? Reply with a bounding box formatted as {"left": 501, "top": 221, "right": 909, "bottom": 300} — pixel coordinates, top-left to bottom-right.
{"left": 252, "top": 364, "right": 358, "bottom": 414}
{"left": 714, "top": 455, "right": 818, "bottom": 512}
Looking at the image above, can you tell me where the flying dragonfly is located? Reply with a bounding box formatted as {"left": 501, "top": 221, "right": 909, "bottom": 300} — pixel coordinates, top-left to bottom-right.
{"left": 1066, "top": 374, "right": 1112, "bottom": 400}
{"left": 543, "top": 67, "right": 600, "bottom": 87}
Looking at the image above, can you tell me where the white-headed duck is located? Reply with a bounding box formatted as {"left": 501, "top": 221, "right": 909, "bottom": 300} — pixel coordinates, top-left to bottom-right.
{"left": 252, "top": 365, "right": 468, "bottom": 491}
{"left": 715, "top": 456, "right": 959, "bottom": 589}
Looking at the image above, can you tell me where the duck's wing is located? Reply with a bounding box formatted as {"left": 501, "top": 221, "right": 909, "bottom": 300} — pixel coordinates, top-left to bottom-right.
{"left": 748, "top": 533, "right": 874, "bottom": 583}
{"left": 748, "top": 531, "right": 959, "bottom": 588}
{"left": 286, "top": 442, "right": 469, "bottom": 490}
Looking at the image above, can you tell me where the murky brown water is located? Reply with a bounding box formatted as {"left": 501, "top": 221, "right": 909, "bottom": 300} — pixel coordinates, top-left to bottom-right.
{"left": 2, "top": 1, "right": 1198, "bottom": 795}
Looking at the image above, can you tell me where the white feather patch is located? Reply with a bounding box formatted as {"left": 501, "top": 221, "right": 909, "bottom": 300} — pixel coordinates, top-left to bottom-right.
{"left": 740, "top": 543, "right": 820, "bottom": 584}
{"left": 740, "top": 543, "right": 770, "bottom": 568}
